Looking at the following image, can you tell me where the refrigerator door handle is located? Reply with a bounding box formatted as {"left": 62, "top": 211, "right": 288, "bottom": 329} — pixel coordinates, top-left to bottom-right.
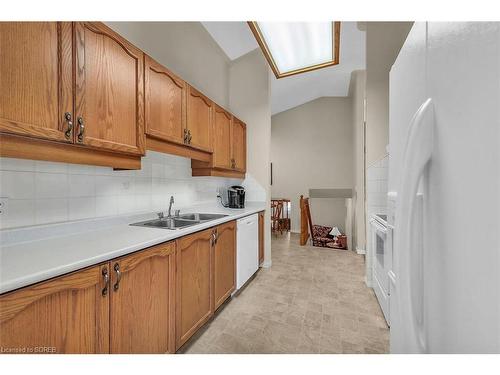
{"left": 395, "top": 98, "right": 434, "bottom": 353}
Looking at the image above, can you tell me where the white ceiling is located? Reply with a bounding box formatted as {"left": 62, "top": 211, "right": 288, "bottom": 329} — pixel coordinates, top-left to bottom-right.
{"left": 202, "top": 22, "right": 258, "bottom": 60}
{"left": 202, "top": 22, "right": 366, "bottom": 115}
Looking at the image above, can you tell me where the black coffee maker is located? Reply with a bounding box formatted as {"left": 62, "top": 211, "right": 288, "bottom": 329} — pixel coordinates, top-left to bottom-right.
{"left": 227, "top": 186, "right": 245, "bottom": 208}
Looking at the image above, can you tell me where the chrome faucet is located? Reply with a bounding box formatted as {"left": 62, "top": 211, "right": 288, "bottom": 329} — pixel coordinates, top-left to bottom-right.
{"left": 157, "top": 196, "right": 177, "bottom": 220}
{"left": 167, "top": 196, "right": 175, "bottom": 218}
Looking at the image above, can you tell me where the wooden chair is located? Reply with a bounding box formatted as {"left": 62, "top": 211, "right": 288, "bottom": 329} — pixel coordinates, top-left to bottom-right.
{"left": 271, "top": 200, "right": 285, "bottom": 235}
{"left": 299, "top": 195, "right": 335, "bottom": 247}
{"left": 271, "top": 198, "right": 291, "bottom": 235}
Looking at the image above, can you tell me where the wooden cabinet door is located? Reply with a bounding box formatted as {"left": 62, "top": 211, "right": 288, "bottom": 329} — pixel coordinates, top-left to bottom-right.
{"left": 212, "top": 105, "right": 233, "bottom": 169}
{"left": 232, "top": 117, "right": 247, "bottom": 172}
{"left": 258, "top": 211, "right": 265, "bottom": 265}
{"left": 213, "top": 221, "right": 236, "bottom": 310}
{"left": 186, "top": 85, "right": 212, "bottom": 152}
{"left": 109, "top": 242, "right": 175, "bottom": 354}
{"left": 0, "top": 264, "right": 109, "bottom": 354}
{"left": 145, "top": 55, "right": 186, "bottom": 145}
{"left": 74, "top": 22, "right": 145, "bottom": 155}
{"left": 176, "top": 228, "right": 213, "bottom": 349}
{"left": 0, "top": 22, "right": 73, "bottom": 143}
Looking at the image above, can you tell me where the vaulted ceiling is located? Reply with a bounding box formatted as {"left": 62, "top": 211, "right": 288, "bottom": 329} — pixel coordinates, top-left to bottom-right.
{"left": 202, "top": 22, "right": 366, "bottom": 115}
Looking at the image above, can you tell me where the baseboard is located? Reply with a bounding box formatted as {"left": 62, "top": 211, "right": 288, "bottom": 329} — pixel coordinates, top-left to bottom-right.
{"left": 364, "top": 275, "right": 373, "bottom": 288}
{"left": 356, "top": 246, "right": 366, "bottom": 255}
{"left": 262, "top": 260, "right": 272, "bottom": 268}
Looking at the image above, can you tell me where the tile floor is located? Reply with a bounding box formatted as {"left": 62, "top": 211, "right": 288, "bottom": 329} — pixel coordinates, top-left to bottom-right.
{"left": 181, "top": 233, "right": 389, "bottom": 354}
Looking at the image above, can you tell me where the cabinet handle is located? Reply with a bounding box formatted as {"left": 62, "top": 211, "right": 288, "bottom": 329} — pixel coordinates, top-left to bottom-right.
{"left": 188, "top": 130, "right": 192, "bottom": 144}
{"left": 102, "top": 267, "right": 110, "bottom": 296}
{"left": 64, "top": 112, "right": 73, "bottom": 140}
{"left": 77, "top": 117, "right": 85, "bottom": 143}
{"left": 211, "top": 231, "right": 216, "bottom": 246}
{"left": 183, "top": 128, "right": 188, "bottom": 144}
{"left": 113, "top": 263, "right": 121, "bottom": 291}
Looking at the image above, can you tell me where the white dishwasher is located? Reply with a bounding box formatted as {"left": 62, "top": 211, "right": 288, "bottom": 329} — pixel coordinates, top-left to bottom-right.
{"left": 236, "top": 214, "right": 259, "bottom": 290}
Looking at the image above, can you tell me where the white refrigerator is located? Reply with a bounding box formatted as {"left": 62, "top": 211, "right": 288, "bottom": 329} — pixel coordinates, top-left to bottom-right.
{"left": 388, "top": 22, "right": 500, "bottom": 353}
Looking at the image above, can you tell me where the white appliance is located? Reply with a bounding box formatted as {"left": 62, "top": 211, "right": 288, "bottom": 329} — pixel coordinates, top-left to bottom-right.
{"left": 369, "top": 214, "right": 390, "bottom": 325}
{"left": 236, "top": 214, "right": 259, "bottom": 290}
{"left": 389, "top": 22, "right": 500, "bottom": 353}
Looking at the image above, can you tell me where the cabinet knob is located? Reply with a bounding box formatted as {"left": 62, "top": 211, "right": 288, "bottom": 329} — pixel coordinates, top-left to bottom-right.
{"left": 113, "top": 263, "right": 121, "bottom": 291}
{"left": 64, "top": 112, "right": 73, "bottom": 140}
{"left": 101, "top": 267, "right": 110, "bottom": 296}
{"left": 77, "top": 117, "right": 85, "bottom": 143}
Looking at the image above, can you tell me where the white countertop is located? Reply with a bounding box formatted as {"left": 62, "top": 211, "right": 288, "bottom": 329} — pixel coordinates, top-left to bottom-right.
{"left": 0, "top": 201, "right": 266, "bottom": 294}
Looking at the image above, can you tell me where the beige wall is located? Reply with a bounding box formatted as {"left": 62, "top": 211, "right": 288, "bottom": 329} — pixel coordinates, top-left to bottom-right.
{"left": 271, "top": 97, "right": 353, "bottom": 233}
{"left": 365, "top": 22, "right": 412, "bottom": 166}
{"left": 229, "top": 50, "right": 272, "bottom": 266}
{"left": 349, "top": 70, "right": 367, "bottom": 252}
{"left": 106, "top": 22, "right": 230, "bottom": 107}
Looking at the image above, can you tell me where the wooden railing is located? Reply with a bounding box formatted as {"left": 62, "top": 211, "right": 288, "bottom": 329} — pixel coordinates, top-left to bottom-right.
{"left": 299, "top": 195, "right": 310, "bottom": 246}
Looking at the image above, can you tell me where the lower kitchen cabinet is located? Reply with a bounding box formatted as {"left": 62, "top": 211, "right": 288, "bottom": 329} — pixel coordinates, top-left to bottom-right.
{"left": 109, "top": 242, "right": 176, "bottom": 354}
{"left": 259, "top": 211, "right": 265, "bottom": 265}
{"left": 0, "top": 220, "right": 240, "bottom": 354}
{"left": 0, "top": 263, "right": 110, "bottom": 354}
{"left": 175, "top": 228, "right": 214, "bottom": 349}
{"left": 213, "top": 221, "right": 236, "bottom": 310}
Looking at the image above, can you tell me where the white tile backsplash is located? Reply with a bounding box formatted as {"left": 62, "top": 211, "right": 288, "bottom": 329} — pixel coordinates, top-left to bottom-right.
{"left": 95, "top": 196, "right": 118, "bottom": 217}
{"left": 35, "top": 198, "right": 68, "bottom": 224}
{"left": 69, "top": 174, "right": 96, "bottom": 198}
{"left": 1, "top": 199, "right": 35, "bottom": 228}
{"left": 35, "top": 173, "right": 68, "bottom": 199}
{"left": 0, "top": 171, "right": 36, "bottom": 199}
{"left": 0, "top": 158, "right": 35, "bottom": 172}
{"left": 0, "top": 151, "right": 245, "bottom": 229}
{"left": 67, "top": 164, "right": 95, "bottom": 175}
{"left": 69, "top": 197, "right": 96, "bottom": 221}
{"left": 35, "top": 160, "right": 68, "bottom": 174}
{"left": 366, "top": 154, "right": 389, "bottom": 217}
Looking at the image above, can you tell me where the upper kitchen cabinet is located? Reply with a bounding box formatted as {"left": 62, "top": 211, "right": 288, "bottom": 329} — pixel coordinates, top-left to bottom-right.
{"left": 0, "top": 22, "right": 143, "bottom": 169}
{"left": 144, "top": 59, "right": 211, "bottom": 162}
{"left": 212, "top": 104, "right": 233, "bottom": 170}
{"left": 74, "top": 22, "right": 145, "bottom": 156}
{"left": 191, "top": 113, "right": 247, "bottom": 178}
{"left": 0, "top": 22, "right": 73, "bottom": 143}
{"left": 144, "top": 55, "right": 186, "bottom": 146}
{"left": 186, "top": 85, "right": 213, "bottom": 153}
{"left": 231, "top": 116, "right": 247, "bottom": 172}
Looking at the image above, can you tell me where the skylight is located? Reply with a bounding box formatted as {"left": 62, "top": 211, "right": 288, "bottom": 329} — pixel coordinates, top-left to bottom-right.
{"left": 248, "top": 22, "right": 340, "bottom": 79}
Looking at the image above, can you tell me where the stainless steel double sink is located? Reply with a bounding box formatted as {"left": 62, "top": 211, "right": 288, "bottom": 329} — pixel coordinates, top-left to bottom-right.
{"left": 130, "top": 213, "right": 228, "bottom": 230}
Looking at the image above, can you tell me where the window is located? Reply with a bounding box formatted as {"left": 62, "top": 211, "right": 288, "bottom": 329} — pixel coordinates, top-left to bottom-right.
{"left": 248, "top": 22, "right": 341, "bottom": 78}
